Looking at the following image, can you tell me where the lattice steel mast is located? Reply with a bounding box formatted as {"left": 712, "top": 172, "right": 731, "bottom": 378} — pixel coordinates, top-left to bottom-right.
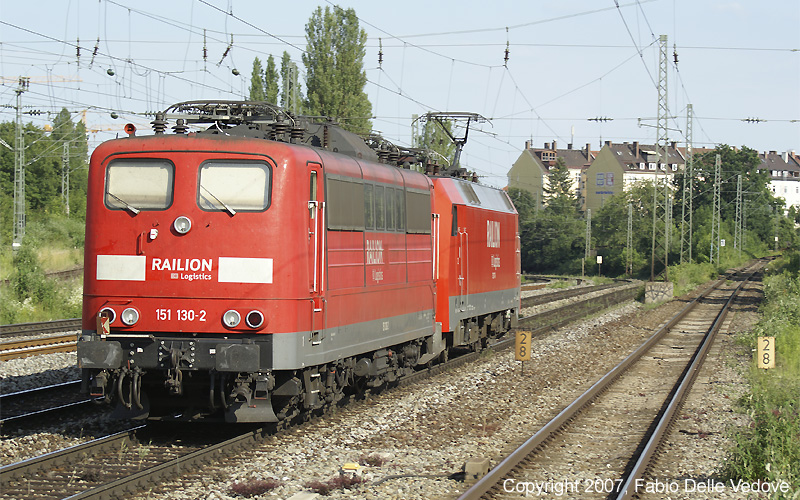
{"left": 650, "top": 35, "right": 669, "bottom": 281}
{"left": 734, "top": 174, "right": 743, "bottom": 257}
{"left": 626, "top": 203, "right": 633, "bottom": 275}
{"left": 12, "top": 77, "right": 29, "bottom": 250}
{"left": 679, "top": 104, "right": 694, "bottom": 264}
{"left": 710, "top": 154, "right": 721, "bottom": 265}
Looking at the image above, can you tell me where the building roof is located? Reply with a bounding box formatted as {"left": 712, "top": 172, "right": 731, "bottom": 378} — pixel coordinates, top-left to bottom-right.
{"left": 602, "top": 141, "right": 685, "bottom": 171}
{"left": 523, "top": 140, "right": 594, "bottom": 172}
{"left": 759, "top": 151, "right": 800, "bottom": 179}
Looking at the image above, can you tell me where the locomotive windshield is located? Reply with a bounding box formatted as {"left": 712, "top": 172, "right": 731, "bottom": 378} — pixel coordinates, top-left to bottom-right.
{"left": 198, "top": 161, "right": 271, "bottom": 212}
{"left": 105, "top": 159, "right": 174, "bottom": 211}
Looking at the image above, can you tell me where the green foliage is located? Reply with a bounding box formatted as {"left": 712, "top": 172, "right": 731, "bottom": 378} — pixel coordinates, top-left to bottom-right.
{"left": 249, "top": 55, "right": 279, "bottom": 105}
{"left": 668, "top": 261, "right": 718, "bottom": 296}
{"left": 544, "top": 158, "right": 580, "bottom": 216}
{"left": 508, "top": 188, "right": 539, "bottom": 224}
{"left": 724, "top": 265, "right": 800, "bottom": 491}
{"left": 303, "top": 6, "right": 372, "bottom": 135}
{"left": 675, "top": 145, "right": 780, "bottom": 248}
{"left": 0, "top": 110, "right": 88, "bottom": 245}
{"left": 249, "top": 57, "right": 266, "bottom": 101}
{"left": 264, "top": 55, "right": 279, "bottom": 105}
{"left": 10, "top": 241, "right": 55, "bottom": 304}
{"left": 1, "top": 217, "right": 85, "bottom": 324}
{"left": 512, "top": 160, "right": 792, "bottom": 278}
{"left": 519, "top": 211, "right": 586, "bottom": 274}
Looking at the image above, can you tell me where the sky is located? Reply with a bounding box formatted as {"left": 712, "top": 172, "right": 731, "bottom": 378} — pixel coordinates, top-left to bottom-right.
{"left": 0, "top": 0, "right": 798, "bottom": 188}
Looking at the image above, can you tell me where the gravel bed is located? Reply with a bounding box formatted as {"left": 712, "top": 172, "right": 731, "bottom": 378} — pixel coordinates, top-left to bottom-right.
{"left": 0, "top": 279, "right": 766, "bottom": 500}
{"left": 127, "top": 299, "right": 659, "bottom": 500}
{"left": 0, "top": 351, "right": 80, "bottom": 394}
{"left": 639, "top": 278, "right": 766, "bottom": 500}
{"left": 521, "top": 280, "right": 641, "bottom": 317}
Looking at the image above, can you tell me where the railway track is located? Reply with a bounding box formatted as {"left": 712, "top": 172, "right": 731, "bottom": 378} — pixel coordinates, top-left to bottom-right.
{"left": 0, "top": 381, "right": 97, "bottom": 427}
{"left": 0, "top": 333, "right": 78, "bottom": 361}
{"left": 0, "top": 282, "right": 627, "bottom": 362}
{"left": 0, "top": 279, "right": 644, "bottom": 499}
{"left": 520, "top": 280, "right": 632, "bottom": 308}
{"left": 457, "top": 263, "right": 761, "bottom": 500}
{"left": 0, "top": 319, "right": 82, "bottom": 338}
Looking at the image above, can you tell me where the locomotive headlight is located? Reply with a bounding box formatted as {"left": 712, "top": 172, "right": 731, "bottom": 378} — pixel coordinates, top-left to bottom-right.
{"left": 246, "top": 310, "right": 264, "bottom": 329}
{"left": 121, "top": 307, "right": 140, "bottom": 326}
{"left": 99, "top": 307, "right": 116, "bottom": 324}
{"left": 223, "top": 310, "right": 241, "bottom": 328}
{"left": 173, "top": 216, "right": 192, "bottom": 234}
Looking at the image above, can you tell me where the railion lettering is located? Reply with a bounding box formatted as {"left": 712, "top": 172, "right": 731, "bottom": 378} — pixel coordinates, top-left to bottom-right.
{"left": 152, "top": 258, "right": 213, "bottom": 272}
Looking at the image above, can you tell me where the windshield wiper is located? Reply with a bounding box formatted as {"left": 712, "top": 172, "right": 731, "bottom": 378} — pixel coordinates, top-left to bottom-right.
{"left": 200, "top": 185, "right": 236, "bottom": 216}
{"left": 106, "top": 192, "right": 140, "bottom": 215}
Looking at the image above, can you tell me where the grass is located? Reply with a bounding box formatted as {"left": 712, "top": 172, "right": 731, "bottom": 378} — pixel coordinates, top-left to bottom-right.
{"left": 0, "top": 217, "right": 85, "bottom": 324}
{"left": 723, "top": 252, "right": 800, "bottom": 496}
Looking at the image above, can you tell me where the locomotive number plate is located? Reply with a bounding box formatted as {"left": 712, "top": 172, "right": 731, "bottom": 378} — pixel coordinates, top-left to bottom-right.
{"left": 156, "top": 308, "right": 207, "bottom": 322}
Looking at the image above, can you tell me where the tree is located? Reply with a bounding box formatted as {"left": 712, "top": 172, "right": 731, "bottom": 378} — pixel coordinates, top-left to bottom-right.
{"left": 303, "top": 6, "right": 372, "bottom": 135}
{"left": 544, "top": 158, "right": 580, "bottom": 215}
{"left": 264, "top": 55, "right": 279, "bottom": 105}
{"left": 249, "top": 57, "right": 266, "bottom": 101}
{"left": 673, "top": 144, "right": 786, "bottom": 256}
{"left": 0, "top": 109, "right": 89, "bottom": 243}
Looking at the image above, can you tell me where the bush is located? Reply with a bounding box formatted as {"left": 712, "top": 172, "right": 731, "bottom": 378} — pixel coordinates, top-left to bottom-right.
{"left": 725, "top": 269, "right": 800, "bottom": 494}
{"left": 304, "top": 476, "right": 365, "bottom": 496}
{"left": 229, "top": 479, "right": 281, "bottom": 498}
{"left": 668, "top": 262, "right": 717, "bottom": 297}
{"left": 10, "top": 242, "right": 56, "bottom": 304}
{"left": 1, "top": 219, "right": 85, "bottom": 324}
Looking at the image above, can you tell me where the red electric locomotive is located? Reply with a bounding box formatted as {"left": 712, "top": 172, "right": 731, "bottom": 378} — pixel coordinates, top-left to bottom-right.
{"left": 78, "top": 101, "right": 518, "bottom": 422}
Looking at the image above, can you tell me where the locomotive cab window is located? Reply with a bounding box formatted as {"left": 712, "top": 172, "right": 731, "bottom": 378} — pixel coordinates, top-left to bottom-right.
{"left": 198, "top": 161, "right": 271, "bottom": 212}
{"left": 105, "top": 159, "right": 174, "bottom": 211}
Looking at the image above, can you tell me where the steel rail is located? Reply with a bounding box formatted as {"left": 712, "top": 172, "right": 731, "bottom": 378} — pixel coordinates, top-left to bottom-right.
{"left": 0, "top": 334, "right": 78, "bottom": 360}
{"left": 457, "top": 271, "right": 740, "bottom": 500}
{"left": 615, "top": 269, "right": 755, "bottom": 499}
{"left": 0, "top": 427, "right": 144, "bottom": 484}
{"left": 0, "top": 319, "right": 82, "bottom": 338}
{"left": 0, "top": 381, "right": 96, "bottom": 425}
{"left": 0, "top": 279, "right": 641, "bottom": 500}
{"left": 520, "top": 280, "right": 631, "bottom": 308}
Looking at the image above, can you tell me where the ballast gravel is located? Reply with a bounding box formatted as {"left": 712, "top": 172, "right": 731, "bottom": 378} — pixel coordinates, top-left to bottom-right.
{"left": 0, "top": 281, "right": 768, "bottom": 499}
{"left": 0, "top": 352, "right": 80, "bottom": 394}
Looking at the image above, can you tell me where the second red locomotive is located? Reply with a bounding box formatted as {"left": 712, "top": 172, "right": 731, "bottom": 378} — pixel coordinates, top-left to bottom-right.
{"left": 77, "top": 101, "right": 519, "bottom": 422}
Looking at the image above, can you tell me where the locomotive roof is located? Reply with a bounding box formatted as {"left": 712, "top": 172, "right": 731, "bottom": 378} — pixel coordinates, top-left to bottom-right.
{"left": 435, "top": 176, "right": 517, "bottom": 215}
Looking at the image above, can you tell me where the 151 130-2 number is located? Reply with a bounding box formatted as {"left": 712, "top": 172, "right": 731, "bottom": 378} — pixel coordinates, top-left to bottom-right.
{"left": 156, "top": 309, "right": 207, "bottom": 322}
